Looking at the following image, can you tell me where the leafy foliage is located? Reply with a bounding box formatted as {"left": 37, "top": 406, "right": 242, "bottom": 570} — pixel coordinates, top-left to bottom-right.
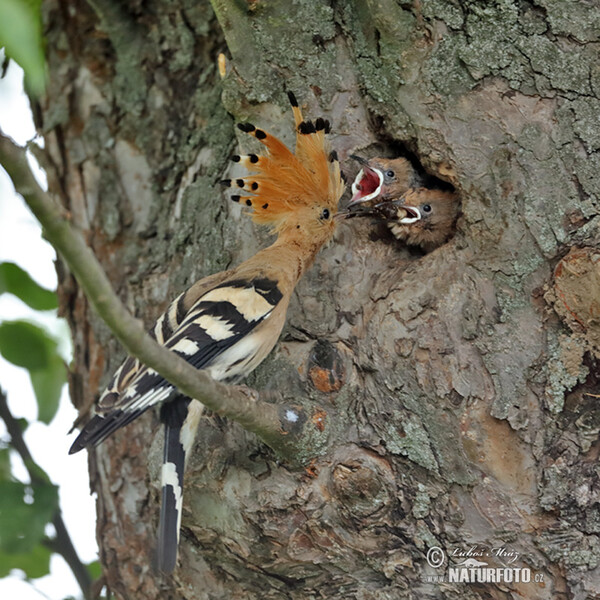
{"left": 0, "top": 262, "right": 73, "bottom": 587}
{"left": 0, "top": 0, "right": 45, "bottom": 96}
{"left": 0, "top": 320, "right": 65, "bottom": 424}
{"left": 0, "top": 544, "right": 52, "bottom": 579}
{"left": 0, "top": 319, "right": 57, "bottom": 369}
{"left": 0, "top": 14, "right": 94, "bottom": 594}
{"left": 87, "top": 559, "right": 102, "bottom": 580}
{"left": 0, "top": 262, "right": 57, "bottom": 311}
{"left": 0, "top": 480, "right": 59, "bottom": 554}
{"left": 0, "top": 447, "right": 10, "bottom": 479}
{"left": 0, "top": 437, "right": 57, "bottom": 579}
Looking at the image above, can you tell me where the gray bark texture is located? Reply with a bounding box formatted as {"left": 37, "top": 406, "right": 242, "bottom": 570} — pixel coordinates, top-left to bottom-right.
{"left": 40, "top": 0, "right": 600, "bottom": 598}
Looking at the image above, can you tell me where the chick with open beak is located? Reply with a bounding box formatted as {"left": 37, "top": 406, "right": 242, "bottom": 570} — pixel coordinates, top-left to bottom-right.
{"left": 348, "top": 156, "right": 420, "bottom": 206}
{"left": 377, "top": 188, "right": 459, "bottom": 251}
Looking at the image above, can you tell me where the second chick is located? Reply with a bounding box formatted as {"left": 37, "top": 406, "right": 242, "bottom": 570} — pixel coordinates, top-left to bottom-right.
{"left": 376, "top": 188, "right": 459, "bottom": 252}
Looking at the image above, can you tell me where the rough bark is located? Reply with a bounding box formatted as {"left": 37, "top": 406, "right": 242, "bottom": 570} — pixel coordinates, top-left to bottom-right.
{"left": 40, "top": 1, "right": 600, "bottom": 599}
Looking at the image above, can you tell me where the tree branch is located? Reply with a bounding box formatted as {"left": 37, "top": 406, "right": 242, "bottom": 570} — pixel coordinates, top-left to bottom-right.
{"left": 0, "top": 130, "right": 304, "bottom": 453}
{"left": 0, "top": 389, "right": 93, "bottom": 600}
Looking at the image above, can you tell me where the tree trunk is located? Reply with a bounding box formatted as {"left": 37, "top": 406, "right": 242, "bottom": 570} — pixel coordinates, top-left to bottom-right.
{"left": 41, "top": 0, "right": 600, "bottom": 598}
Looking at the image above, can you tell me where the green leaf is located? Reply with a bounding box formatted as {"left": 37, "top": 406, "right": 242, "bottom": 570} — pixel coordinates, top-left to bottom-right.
{"left": 15, "top": 417, "right": 28, "bottom": 434}
{"left": 0, "top": 480, "right": 58, "bottom": 554}
{"left": 87, "top": 559, "right": 102, "bottom": 580}
{"left": 0, "top": 320, "right": 56, "bottom": 370}
{"left": 0, "top": 320, "right": 66, "bottom": 423}
{"left": 24, "top": 461, "right": 51, "bottom": 485}
{"left": 0, "top": 0, "right": 45, "bottom": 96}
{"left": 0, "top": 262, "right": 57, "bottom": 311}
{"left": 29, "top": 352, "right": 65, "bottom": 424}
{"left": 0, "top": 448, "right": 11, "bottom": 480}
{"left": 0, "top": 543, "right": 52, "bottom": 579}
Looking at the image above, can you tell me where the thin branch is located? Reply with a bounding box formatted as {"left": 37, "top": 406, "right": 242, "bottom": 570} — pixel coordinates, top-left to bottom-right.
{"left": 0, "top": 130, "right": 302, "bottom": 451}
{"left": 0, "top": 389, "right": 93, "bottom": 600}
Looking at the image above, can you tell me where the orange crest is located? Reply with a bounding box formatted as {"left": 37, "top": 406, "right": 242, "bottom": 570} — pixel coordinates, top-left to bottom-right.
{"left": 222, "top": 92, "right": 344, "bottom": 233}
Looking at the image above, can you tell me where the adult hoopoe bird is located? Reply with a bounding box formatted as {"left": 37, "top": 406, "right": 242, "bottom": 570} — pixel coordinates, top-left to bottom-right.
{"left": 69, "top": 92, "right": 345, "bottom": 573}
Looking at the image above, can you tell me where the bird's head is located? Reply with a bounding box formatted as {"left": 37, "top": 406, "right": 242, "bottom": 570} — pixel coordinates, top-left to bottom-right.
{"left": 348, "top": 156, "right": 418, "bottom": 207}
{"left": 222, "top": 93, "right": 345, "bottom": 249}
{"left": 380, "top": 188, "right": 459, "bottom": 249}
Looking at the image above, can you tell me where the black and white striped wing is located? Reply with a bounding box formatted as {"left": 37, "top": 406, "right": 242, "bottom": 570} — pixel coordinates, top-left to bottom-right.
{"left": 85, "top": 287, "right": 192, "bottom": 415}
{"left": 68, "top": 277, "right": 282, "bottom": 453}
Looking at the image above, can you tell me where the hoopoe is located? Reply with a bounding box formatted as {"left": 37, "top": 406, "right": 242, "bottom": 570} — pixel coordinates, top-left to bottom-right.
{"left": 348, "top": 155, "right": 420, "bottom": 206}
{"left": 69, "top": 92, "right": 345, "bottom": 573}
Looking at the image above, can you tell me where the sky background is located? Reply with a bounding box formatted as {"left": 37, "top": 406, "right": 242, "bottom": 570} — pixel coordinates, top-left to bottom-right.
{"left": 0, "top": 61, "right": 98, "bottom": 600}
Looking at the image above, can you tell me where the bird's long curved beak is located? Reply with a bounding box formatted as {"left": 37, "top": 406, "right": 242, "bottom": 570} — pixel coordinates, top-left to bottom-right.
{"left": 349, "top": 154, "right": 369, "bottom": 166}
{"left": 335, "top": 206, "right": 379, "bottom": 220}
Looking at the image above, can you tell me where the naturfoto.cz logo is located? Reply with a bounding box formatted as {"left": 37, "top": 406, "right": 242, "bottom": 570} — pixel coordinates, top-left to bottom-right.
{"left": 424, "top": 545, "right": 544, "bottom": 584}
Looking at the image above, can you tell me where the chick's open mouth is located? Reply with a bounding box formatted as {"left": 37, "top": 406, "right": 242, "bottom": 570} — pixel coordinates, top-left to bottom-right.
{"left": 397, "top": 205, "right": 421, "bottom": 224}
{"left": 349, "top": 167, "right": 384, "bottom": 206}
{"left": 373, "top": 202, "right": 421, "bottom": 224}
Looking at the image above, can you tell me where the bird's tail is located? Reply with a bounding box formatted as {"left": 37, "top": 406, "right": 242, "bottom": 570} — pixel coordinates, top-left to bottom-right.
{"left": 156, "top": 396, "right": 203, "bottom": 573}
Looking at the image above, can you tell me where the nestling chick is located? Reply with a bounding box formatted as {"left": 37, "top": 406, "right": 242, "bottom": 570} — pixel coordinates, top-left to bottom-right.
{"left": 69, "top": 92, "right": 345, "bottom": 573}
{"left": 376, "top": 188, "right": 459, "bottom": 251}
{"left": 348, "top": 155, "right": 421, "bottom": 206}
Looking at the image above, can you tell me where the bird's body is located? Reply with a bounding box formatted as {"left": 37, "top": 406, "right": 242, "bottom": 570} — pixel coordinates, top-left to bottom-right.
{"left": 69, "top": 92, "right": 344, "bottom": 572}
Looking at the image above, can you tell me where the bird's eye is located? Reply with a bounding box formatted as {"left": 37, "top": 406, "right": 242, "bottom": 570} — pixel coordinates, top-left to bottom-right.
{"left": 422, "top": 204, "right": 432, "bottom": 213}
{"left": 385, "top": 170, "right": 395, "bottom": 178}
{"left": 320, "top": 208, "right": 331, "bottom": 220}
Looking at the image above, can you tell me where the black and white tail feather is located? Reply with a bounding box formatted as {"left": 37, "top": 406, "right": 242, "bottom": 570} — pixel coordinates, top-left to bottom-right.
{"left": 157, "top": 396, "right": 197, "bottom": 573}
